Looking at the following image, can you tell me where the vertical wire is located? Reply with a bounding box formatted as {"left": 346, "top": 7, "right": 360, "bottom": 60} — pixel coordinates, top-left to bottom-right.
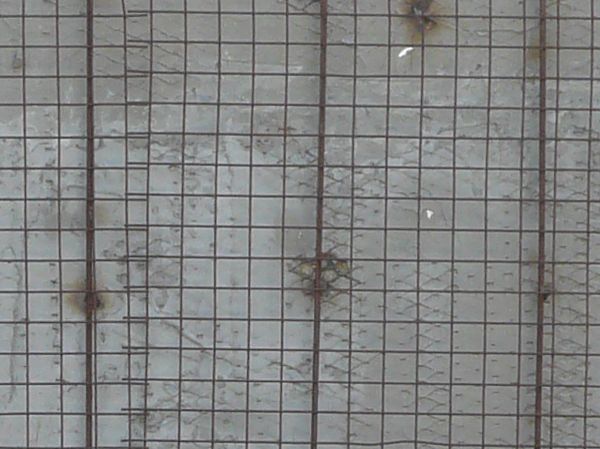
{"left": 244, "top": 0, "right": 257, "bottom": 447}
{"left": 481, "top": 0, "right": 493, "bottom": 445}
{"left": 516, "top": 0, "right": 528, "bottom": 445}
{"left": 120, "top": 0, "right": 133, "bottom": 447}
{"left": 534, "top": 0, "right": 548, "bottom": 446}
{"left": 55, "top": 0, "right": 65, "bottom": 447}
{"left": 20, "top": 1, "right": 30, "bottom": 447}
{"left": 176, "top": 1, "right": 189, "bottom": 448}
{"left": 209, "top": 0, "right": 223, "bottom": 444}
{"left": 310, "top": 0, "right": 329, "bottom": 446}
{"left": 84, "top": 0, "right": 97, "bottom": 446}
{"left": 142, "top": 0, "right": 154, "bottom": 445}
{"left": 379, "top": 0, "right": 392, "bottom": 443}
{"left": 582, "top": 1, "right": 595, "bottom": 446}
{"left": 278, "top": 0, "right": 290, "bottom": 444}
{"left": 345, "top": 0, "right": 358, "bottom": 445}
{"left": 449, "top": 0, "right": 460, "bottom": 446}
{"left": 413, "top": 2, "right": 426, "bottom": 447}
{"left": 549, "top": 0, "right": 561, "bottom": 446}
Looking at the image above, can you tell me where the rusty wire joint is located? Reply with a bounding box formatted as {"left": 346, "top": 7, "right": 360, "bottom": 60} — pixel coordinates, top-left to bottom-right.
{"left": 85, "top": 291, "right": 101, "bottom": 311}
{"left": 407, "top": 0, "right": 436, "bottom": 34}
{"left": 289, "top": 251, "right": 356, "bottom": 300}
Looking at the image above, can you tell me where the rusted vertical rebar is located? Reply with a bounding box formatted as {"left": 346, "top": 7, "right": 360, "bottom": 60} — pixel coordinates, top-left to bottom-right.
{"left": 85, "top": 0, "right": 96, "bottom": 448}
{"left": 310, "top": 0, "right": 328, "bottom": 447}
{"left": 534, "top": 0, "right": 548, "bottom": 447}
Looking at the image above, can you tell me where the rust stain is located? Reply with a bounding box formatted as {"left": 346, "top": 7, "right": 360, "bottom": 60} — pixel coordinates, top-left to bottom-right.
{"left": 63, "top": 278, "right": 112, "bottom": 316}
{"left": 289, "top": 250, "right": 354, "bottom": 300}
{"left": 527, "top": 31, "right": 542, "bottom": 62}
{"left": 398, "top": 0, "right": 446, "bottom": 44}
{"left": 94, "top": 203, "right": 111, "bottom": 227}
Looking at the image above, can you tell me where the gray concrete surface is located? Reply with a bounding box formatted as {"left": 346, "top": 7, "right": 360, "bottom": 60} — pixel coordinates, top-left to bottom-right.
{"left": 0, "top": 0, "right": 599, "bottom": 447}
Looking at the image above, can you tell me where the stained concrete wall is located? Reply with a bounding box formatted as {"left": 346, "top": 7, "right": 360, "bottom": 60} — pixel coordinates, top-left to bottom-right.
{"left": 0, "top": 0, "right": 599, "bottom": 447}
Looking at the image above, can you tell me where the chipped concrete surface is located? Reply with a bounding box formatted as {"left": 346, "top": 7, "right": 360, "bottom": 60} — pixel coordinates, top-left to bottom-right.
{"left": 0, "top": 0, "right": 600, "bottom": 447}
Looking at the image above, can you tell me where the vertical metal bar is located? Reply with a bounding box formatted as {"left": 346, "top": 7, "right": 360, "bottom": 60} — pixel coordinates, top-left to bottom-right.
{"left": 346, "top": 0, "right": 358, "bottom": 446}
{"left": 481, "top": 0, "right": 493, "bottom": 445}
{"left": 310, "top": 0, "right": 329, "bottom": 446}
{"left": 85, "top": 0, "right": 96, "bottom": 448}
{"left": 142, "top": 1, "right": 154, "bottom": 445}
{"left": 176, "top": 1, "right": 188, "bottom": 447}
{"left": 245, "top": 1, "right": 257, "bottom": 448}
{"left": 583, "top": 3, "right": 595, "bottom": 448}
{"left": 209, "top": 0, "right": 222, "bottom": 444}
{"left": 379, "top": 0, "right": 393, "bottom": 445}
{"left": 55, "top": 0, "right": 65, "bottom": 446}
{"left": 534, "top": 0, "right": 548, "bottom": 447}
{"left": 20, "top": 2, "right": 30, "bottom": 448}
{"left": 516, "top": 0, "right": 529, "bottom": 445}
{"left": 548, "top": 1, "right": 561, "bottom": 447}
{"left": 279, "top": 0, "right": 290, "bottom": 442}
{"left": 120, "top": 2, "right": 133, "bottom": 448}
{"left": 413, "top": 3, "right": 426, "bottom": 447}
{"left": 449, "top": 0, "right": 460, "bottom": 446}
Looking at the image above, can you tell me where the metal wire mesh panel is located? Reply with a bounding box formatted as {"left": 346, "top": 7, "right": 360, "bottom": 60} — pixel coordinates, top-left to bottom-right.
{"left": 0, "top": 0, "right": 599, "bottom": 448}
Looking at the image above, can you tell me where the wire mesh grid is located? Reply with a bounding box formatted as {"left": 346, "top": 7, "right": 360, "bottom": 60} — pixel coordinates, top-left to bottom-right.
{"left": 0, "top": 0, "right": 599, "bottom": 448}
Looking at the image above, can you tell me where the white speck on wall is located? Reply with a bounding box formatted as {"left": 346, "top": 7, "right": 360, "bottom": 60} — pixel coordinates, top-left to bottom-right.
{"left": 398, "top": 47, "right": 414, "bottom": 59}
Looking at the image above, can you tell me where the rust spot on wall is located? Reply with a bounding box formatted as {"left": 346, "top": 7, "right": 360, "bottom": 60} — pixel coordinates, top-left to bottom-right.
{"left": 289, "top": 250, "right": 354, "bottom": 301}
{"left": 94, "top": 202, "right": 110, "bottom": 227}
{"left": 64, "top": 278, "right": 112, "bottom": 316}
{"left": 398, "top": 0, "right": 446, "bottom": 44}
{"left": 527, "top": 32, "right": 542, "bottom": 62}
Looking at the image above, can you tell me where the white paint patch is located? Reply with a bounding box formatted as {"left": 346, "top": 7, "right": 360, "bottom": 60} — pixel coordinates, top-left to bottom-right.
{"left": 425, "top": 209, "right": 434, "bottom": 220}
{"left": 398, "top": 47, "right": 414, "bottom": 59}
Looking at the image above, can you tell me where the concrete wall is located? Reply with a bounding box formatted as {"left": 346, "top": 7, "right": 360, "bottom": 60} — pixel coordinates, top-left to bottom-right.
{"left": 0, "top": 0, "right": 599, "bottom": 447}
